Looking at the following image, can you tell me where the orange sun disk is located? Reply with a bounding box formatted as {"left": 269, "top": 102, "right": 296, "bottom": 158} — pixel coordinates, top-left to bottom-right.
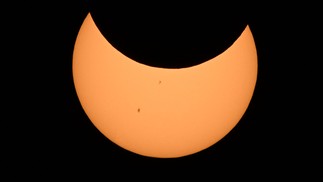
{"left": 72, "top": 13, "right": 258, "bottom": 158}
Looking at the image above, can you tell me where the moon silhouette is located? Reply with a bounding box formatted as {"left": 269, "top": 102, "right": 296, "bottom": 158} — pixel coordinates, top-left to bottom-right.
{"left": 88, "top": 1, "right": 250, "bottom": 68}
{"left": 72, "top": 13, "right": 257, "bottom": 158}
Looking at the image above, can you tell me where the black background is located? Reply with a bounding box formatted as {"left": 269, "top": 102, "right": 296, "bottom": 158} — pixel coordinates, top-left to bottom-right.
{"left": 3, "top": 1, "right": 321, "bottom": 179}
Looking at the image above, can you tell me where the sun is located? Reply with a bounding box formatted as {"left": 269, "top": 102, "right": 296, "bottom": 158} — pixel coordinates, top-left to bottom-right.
{"left": 72, "top": 13, "right": 257, "bottom": 158}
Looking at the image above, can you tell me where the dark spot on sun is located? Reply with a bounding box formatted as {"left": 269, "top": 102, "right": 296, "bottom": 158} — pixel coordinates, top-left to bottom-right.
{"left": 159, "top": 80, "right": 162, "bottom": 84}
{"left": 137, "top": 108, "right": 140, "bottom": 113}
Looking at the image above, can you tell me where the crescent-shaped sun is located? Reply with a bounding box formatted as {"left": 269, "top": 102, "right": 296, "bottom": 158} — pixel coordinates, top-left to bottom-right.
{"left": 72, "top": 13, "right": 257, "bottom": 158}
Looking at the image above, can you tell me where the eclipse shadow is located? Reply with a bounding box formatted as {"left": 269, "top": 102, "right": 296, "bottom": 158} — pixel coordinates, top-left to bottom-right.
{"left": 89, "top": 1, "right": 252, "bottom": 68}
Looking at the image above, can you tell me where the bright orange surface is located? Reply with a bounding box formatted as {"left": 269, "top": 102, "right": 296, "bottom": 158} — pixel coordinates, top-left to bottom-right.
{"left": 72, "top": 13, "right": 257, "bottom": 158}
